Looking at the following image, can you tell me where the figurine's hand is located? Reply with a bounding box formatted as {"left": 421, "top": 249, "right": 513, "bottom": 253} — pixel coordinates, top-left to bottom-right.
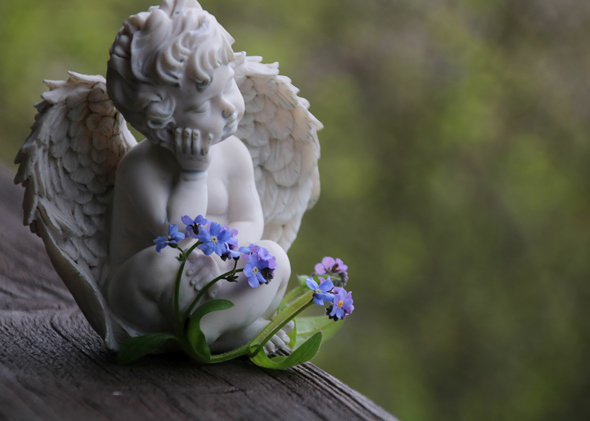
{"left": 174, "top": 127, "right": 212, "bottom": 171}
{"left": 186, "top": 253, "right": 222, "bottom": 299}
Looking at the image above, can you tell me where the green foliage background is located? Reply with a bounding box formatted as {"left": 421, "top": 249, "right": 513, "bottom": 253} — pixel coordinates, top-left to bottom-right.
{"left": 2, "top": 0, "right": 590, "bottom": 419}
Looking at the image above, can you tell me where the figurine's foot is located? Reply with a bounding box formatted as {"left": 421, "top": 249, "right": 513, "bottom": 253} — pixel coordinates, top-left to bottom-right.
{"left": 263, "top": 320, "right": 294, "bottom": 355}
{"left": 209, "top": 318, "right": 294, "bottom": 354}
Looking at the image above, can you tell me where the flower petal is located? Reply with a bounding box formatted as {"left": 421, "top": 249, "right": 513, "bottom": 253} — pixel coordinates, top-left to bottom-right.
{"left": 321, "top": 256, "right": 335, "bottom": 268}
{"left": 209, "top": 222, "right": 222, "bottom": 236}
{"left": 319, "top": 278, "right": 334, "bottom": 292}
{"left": 314, "top": 263, "right": 326, "bottom": 274}
{"left": 306, "top": 278, "right": 319, "bottom": 290}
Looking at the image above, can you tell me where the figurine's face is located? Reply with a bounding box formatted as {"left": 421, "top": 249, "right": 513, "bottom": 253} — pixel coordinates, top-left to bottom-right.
{"left": 172, "top": 64, "right": 245, "bottom": 147}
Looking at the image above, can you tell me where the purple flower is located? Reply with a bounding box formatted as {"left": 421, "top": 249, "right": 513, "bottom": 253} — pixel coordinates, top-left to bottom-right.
{"left": 313, "top": 256, "right": 349, "bottom": 287}
{"left": 242, "top": 246, "right": 277, "bottom": 288}
{"left": 197, "top": 222, "right": 231, "bottom": 256}
{"left": 239, "top": 243, "right": 260, "bottom": 257}
{"left": 326, "top": 287, "right": 354, "bottom": 321}
{"left": 306, "top": 277, "right": 334, "bottom": 305}
{"left": 220, "top": 225, "right": 241, "bottom": 261}
{"left": 181, "top": 215, "right": 209, "bottom": 238}
{"left": 153, "top": 224, "right": 185, "bottom": 253}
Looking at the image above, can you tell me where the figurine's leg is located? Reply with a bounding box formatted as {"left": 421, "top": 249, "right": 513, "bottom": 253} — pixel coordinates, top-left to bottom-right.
{"left": 203, "top": 240, "right": 292, "bottom": 353}
{"left": 107, "top": 244, "right": 218, "bottom": 334}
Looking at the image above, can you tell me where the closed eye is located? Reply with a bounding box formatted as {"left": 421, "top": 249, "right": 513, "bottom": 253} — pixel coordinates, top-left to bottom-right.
{"left": 186, "top": 102, "right": 210, "bottom": 114}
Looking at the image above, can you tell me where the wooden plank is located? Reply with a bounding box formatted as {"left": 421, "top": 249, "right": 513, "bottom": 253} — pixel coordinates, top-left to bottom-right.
{"left": 0, "top": 166, "right": 397, "bottom": 421}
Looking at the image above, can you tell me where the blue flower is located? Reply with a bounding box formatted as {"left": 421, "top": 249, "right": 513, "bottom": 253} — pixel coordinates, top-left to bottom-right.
{"left": 220, "top": 225, "right": 241, "bottom": 261}
{"left": 181, "top": 215, "right": 209, "bottom": 238}
{"left": 239, "top": 243, "right": 259, "bottom": 257}
{"left": 313, "top": 256, "right": 349, "bottom": 287}
{"left": 196, "top": 222, "right": 231, "bottom": 256}
{"left": 153, "top": 224, "right": 185, "bottom": 253}
{"left": 326, "top": 287, "right": 354, "bottom": 321}
{"left": 243, "top": 246, "right": 277, "bottom": 288}
{"left": 306, "top": 277, "right": 334, "bottom": 305}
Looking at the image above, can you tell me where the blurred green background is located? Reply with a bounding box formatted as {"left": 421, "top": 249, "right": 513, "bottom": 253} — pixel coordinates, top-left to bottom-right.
{"left": 2, "top": 0, "right": 590, "bottom": 419}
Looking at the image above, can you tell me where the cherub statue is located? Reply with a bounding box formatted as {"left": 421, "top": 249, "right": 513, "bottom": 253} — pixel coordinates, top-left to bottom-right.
{"left": 14, "top": 0, "right": 321, "bottom": 354}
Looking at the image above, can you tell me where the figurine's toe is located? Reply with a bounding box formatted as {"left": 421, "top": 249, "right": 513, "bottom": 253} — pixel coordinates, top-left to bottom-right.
{"left": 276, "top": 329, "right": 290, "bottom": 345}
{"left": 270, "top": 335, "right": 286, "bottom": 349}
{"left": 263, "top": 340, "right": 277, "bottom": 355}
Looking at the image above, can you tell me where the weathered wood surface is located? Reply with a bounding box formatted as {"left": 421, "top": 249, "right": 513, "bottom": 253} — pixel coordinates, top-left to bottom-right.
{"left": 0, "top": 165, "right": 396, "bottom": 421}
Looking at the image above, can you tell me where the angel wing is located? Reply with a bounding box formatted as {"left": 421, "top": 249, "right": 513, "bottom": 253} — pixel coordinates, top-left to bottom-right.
{"left": 14, "top": 71, "right": 137, "bottom": 350}
{"left": 233, "top": 53, "right": 322, "bottom": 251}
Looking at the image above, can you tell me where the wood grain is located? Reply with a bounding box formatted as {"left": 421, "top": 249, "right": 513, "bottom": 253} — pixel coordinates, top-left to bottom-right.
{"left": 0, "top": 165, "right": 397, "bottom": 421}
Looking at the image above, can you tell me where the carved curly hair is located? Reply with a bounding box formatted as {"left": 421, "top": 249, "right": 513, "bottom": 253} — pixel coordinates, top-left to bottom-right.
{"left": 106, "top": 0, "right": 235, "bottom": 141}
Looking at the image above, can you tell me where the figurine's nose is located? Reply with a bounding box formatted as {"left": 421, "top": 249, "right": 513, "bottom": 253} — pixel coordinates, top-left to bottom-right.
{"left": 222, "top": 99, "right": 236, "bottom": 119}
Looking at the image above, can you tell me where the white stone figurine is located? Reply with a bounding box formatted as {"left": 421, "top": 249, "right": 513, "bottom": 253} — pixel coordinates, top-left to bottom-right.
{"left": 14, "top": 0, "right": 321, "bottom": 354}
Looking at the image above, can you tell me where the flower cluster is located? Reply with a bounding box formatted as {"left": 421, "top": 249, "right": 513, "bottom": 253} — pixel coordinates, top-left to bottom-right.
{"left": 306, "top": 258, "right": 354, "bottom": 321}
{"left": 326, "top": 287, "right": 354, "bottom": 321}
{"left": 241, "top": 244, "right": 277, "bottom": 288}
{"left": 123, "top": 218, "right": 352, "bottom": 369}
{"left": 153, "top": 216, "right": 277, "bottom": 290}
{"left": 312, "top": 256, "right": 349, "bottom": 287}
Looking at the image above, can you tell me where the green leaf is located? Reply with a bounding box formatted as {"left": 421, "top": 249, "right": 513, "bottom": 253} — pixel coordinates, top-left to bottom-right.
{"left": 116, "top": 333, "right": 177, "bottom": 365}
{"left": 249, "top": 331, "right": 322, "bottom": 369}
{"left": 287, "top": 319, "right": 298, "bottom": 347}
{"left": 187, "top": 299, "right": 234, "bottom": 362}
{"left": 293, "top": 316, "right": 343, "bottom": 350}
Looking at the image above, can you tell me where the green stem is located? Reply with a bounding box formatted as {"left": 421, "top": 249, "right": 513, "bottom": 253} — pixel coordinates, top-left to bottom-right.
{"left": 209, "top": 295, "right": 313, "bottom": 363}
{"left": 278, "top": 285, "right": 307, "bottom": 314}
{"left": 252, "top": 302, "right": 313, "bottom": 357}
{"left": 209, "top": 343, "right": 251, "bottom": 363}
{"left": 196, "top": 291, "right": 314, "bottom": 363}
{"left": 249, "top": 290, "right": 314, "bottom": 357}
{"left": 173, "top": 242, "right": 201, "bottom": 336}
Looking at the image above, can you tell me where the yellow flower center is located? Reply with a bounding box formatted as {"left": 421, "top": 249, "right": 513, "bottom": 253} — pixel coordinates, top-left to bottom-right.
{"left": 211, "top": 236, "right": 218, "bottom": 243}
{"left": 315, "top": 289, "right": 322, "bottom": 293}
{"left": 252, "top": 267, "right": 259, "bottom": 274}
{"left": 337, "top": 300, "right": 344, "bottom": 308}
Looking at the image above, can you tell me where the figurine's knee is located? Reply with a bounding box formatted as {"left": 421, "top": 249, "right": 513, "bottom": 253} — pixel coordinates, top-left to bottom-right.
{"left": 256, "top": 240, "right": 290, "bottom": 317}
{"left": 107, "top": 246, "right": 180, "bottom": 333}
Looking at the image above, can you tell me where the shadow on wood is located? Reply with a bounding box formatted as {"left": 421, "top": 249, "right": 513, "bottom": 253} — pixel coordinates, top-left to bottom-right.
{"left": 0, "top": 165, "right": 397, "bottom": 420}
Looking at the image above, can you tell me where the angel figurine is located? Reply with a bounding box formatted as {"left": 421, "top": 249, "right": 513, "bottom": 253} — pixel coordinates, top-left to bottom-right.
{"left": 14, "top": 0, "right": 321, "bottom": 355}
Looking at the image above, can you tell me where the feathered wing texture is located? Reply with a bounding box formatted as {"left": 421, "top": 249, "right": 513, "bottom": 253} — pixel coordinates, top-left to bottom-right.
{"left": 14, "top": 72, "right": 137, "bottom": 349}
{"left": 233, "top": 53, "right": 322, "bottom": 251}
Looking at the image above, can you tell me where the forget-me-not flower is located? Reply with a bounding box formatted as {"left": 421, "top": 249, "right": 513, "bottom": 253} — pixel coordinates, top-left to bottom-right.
{"left": 313, "top": 256, "right": 349, "bottom": 287}
{"left": 197, "top": 222, "right": 231, "bottom": 256}
{"left": 306, "top": 277, "right": 334, "bottom": 305}
{"left": 326, "top": 287, "right": 354, "bottom": 321}
{"left": 182, "top": 215, "right": 209, "bottom": 239}
{"left": 243, "top": 246, "right": 277, "bottom": 288}
{"left": 154, "top": 224, "right": 185, "bottom": 253}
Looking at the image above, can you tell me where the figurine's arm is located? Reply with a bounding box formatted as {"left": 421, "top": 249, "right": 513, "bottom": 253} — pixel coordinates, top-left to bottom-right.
{"left": 225, "top": 137, "right": 264, "bottom": 245}
{"left": 166, "top": 128, "right": 212, "bottom": 226}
